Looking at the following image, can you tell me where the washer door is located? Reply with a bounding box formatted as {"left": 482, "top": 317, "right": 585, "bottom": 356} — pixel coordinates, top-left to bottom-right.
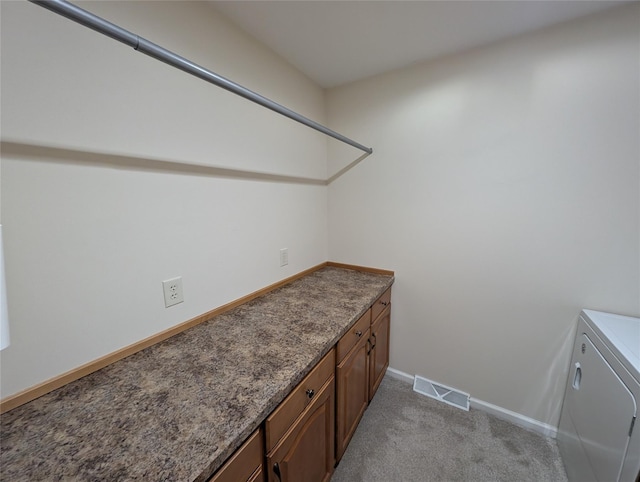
{"left": 567, "top": 333, "right": 636, "bottom": 481}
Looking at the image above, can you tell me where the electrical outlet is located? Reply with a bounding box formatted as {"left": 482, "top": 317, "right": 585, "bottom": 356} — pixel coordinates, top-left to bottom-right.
{"left": 162, "top": 277, "right": 184, "bottom": 308}
{"left": 280, "top": 248, "right": 289, "bottom": 267}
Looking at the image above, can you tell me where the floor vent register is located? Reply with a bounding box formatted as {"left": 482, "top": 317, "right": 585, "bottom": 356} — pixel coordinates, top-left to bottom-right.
{"left": 413, "top": 375, "right": 470, "bottom": 411}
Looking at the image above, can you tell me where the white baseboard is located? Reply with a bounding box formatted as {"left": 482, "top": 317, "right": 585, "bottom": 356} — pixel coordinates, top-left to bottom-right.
{"left": 386, "top": 366, "right": 414, "bottom": 383}
{"left": 386, "top": 366, "right": 558, "bottom": 439}
{"left": 469, "top": 398, "right": 558, "bottom": 438}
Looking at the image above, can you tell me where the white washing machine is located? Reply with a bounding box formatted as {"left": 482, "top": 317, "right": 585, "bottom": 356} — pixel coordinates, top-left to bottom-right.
{"left": 558, "top": 309, "right": 640, "bottom": 482}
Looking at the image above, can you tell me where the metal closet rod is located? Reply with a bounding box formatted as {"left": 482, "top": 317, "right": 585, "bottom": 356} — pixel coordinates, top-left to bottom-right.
{"left": 28, "top": 0, "right": 373, "bottom": 155}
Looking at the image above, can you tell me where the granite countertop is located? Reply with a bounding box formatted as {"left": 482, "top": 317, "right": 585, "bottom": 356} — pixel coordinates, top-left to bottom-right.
{"left": 0, "top": 266, "right": 393, "bottom": 481}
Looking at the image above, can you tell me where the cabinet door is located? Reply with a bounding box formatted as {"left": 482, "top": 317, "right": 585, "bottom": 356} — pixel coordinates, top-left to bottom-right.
{"left": 267, "top": 377, "right": 335, "bottom": 482}
{"left": 209, "top": 428, "right": 264, "bottom": 482}
{"left": 248, "top": 465, "right": 266, "bottom": 482}
{"left": 336, "top": 328, "right": 370, "bottom": 462}
{"left": 369, "top": 305, "right": 390, "bottom": 402}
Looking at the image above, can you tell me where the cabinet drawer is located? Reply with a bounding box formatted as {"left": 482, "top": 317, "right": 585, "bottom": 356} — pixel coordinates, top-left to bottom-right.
{"left": 336, "top": 309, "right": 371, "bottom": 363}
{"left": 371, "top": 287, "right": 391, "bottom": 322}
{"left": 265, "top": 349, "right": 335, "bottom": 452}
{"left": 209, "top": 428, "right": 264, "bottom": 482}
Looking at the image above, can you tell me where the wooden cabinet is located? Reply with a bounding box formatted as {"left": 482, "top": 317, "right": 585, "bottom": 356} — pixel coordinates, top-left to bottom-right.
{"left": 335, "top": 310, "right": 371, "bottom": 462}
{"left": 335, "top": 288, "right": 391, "bottom": 462}
{"left": 266, "top": 350, "right": 335, "bottom": 482}
{"left": 209, "top": 428, "right": 265, "bottom": 482}
{"left": 369, "top": 303, "right": 390, "bottom": 401}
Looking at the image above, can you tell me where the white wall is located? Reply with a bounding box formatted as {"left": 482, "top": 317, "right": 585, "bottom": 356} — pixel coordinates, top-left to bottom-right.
{"left": 327, "top": 4, "right": 640, "bottom": 427}
{"left": 0, "top": 1, "right": 328, "bottom": 397}
{"left": 3, "top": 1, "right": 638, "bottom": 428}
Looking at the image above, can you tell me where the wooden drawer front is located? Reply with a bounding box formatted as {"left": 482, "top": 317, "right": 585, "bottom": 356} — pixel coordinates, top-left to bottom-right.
{"left": 209, "top": 428, "right": 264, "bottom": 482}
{"left": 265, "top": 349, "right": 335, "bottom": 452}
{"left": 371, "top": 287, "right": 391, "bottom": 322}
{"left": 336, "top": 309, "right": 371, "bottom": 363}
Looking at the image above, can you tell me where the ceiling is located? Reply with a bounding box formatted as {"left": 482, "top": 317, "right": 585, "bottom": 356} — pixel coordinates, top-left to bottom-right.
{"left": 210, "top": 0, "right": 632, "bottom": 88}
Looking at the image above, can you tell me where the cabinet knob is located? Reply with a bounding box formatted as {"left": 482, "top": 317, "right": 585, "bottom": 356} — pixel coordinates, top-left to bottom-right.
{"left": 355, "top": 330, "right": 363, "bottom": 337}
{"left": 273, "top": 462, "right": 282, "bottom": 481}
{"left": 380, "top": 300, "right": 389, "bottom": 306}
{"left": 306, "top": 389, "right": 315, "bottom": 399}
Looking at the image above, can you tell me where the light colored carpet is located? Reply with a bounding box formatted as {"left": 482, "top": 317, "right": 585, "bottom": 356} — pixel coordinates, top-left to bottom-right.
{"left": 332, "top": 375, "right": 568, "bottom": 482}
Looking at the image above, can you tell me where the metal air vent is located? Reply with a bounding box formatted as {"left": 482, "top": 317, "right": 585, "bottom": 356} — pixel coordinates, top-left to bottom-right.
{"left": 413, "top": 375, "right": 470, "bottom": 411}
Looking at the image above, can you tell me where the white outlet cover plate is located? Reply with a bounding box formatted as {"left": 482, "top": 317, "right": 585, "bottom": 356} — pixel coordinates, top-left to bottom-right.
{"left": 280, "top": 248, "right": 289, "bottom": 267}
{"left": 162, "top": 277, "right": 184, "bottom": 307}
